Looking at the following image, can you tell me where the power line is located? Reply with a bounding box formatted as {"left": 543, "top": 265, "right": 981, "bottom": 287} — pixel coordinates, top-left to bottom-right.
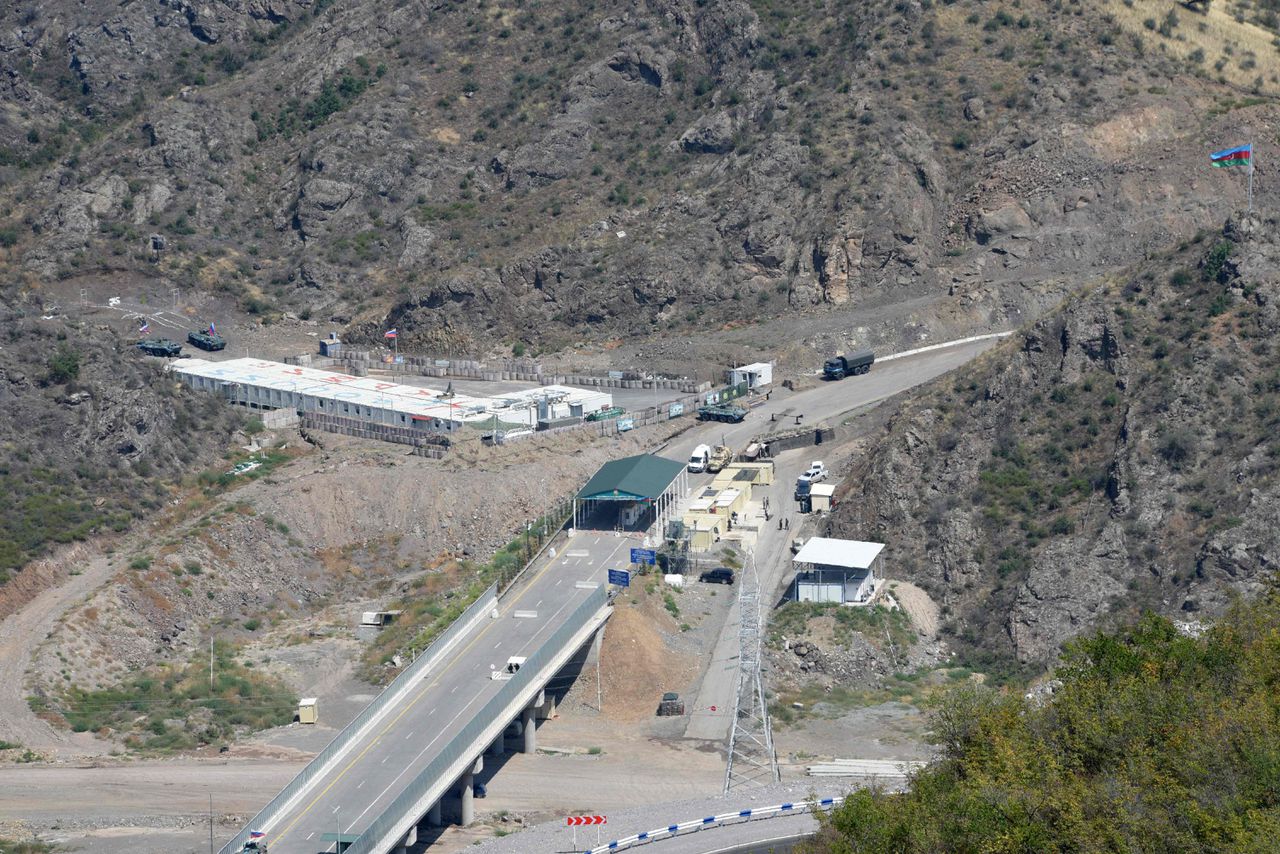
{"left": 724, "top": 548, "right": 780, "bottom": 793}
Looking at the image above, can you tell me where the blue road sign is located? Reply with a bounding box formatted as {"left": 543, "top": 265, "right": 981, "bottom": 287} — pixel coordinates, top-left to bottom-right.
{"left": 668, "top": 402, "right": 685, "bottom": 418}
{"left": 608, "top": 568, "right": 631, "bottom": 587}
{"left": 630, "top": 548, "right": 656, "bottom": 565}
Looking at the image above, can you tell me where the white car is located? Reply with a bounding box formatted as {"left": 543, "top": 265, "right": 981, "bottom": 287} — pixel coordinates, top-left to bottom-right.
{"left": 804, "top": 461, "right": 828, "bottom": 482}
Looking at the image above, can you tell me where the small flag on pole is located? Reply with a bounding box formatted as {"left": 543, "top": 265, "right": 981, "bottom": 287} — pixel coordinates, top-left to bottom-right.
{"left": 1210, "top": 144, "right": 1251, "bottom": 167}
{"left": 248, "top": 830, "right": 266, "bottom": 839}
{"left": 1210, "top": 143, "right": 1255, "bottom": 212}
{"left": 384, "top": 328, "right": 398, "bottom": 339}
{"left": 139, "top": 320, "right": 150, "bottom": 334}
{"left": 208, "top": 321, "right": 217, "bottom": 334}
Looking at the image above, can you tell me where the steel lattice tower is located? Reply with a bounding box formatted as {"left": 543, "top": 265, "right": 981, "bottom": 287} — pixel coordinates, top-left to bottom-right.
{"left": 724, "top": 550, "right": 780, "bottom": 793}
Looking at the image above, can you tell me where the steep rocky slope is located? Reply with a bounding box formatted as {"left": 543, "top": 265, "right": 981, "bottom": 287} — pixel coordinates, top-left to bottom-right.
{"left": 0, "top": 303, "right": 241, "bottom": 591}
{"left": 0, "top": 0, "right": 1274, "bottom": 353}
{"left": 829, "top": 214, "right": 1280, "bottom": 675}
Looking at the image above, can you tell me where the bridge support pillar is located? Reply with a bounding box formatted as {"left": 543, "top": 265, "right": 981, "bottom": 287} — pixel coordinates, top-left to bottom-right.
{"left": 427, "top": 799, "right": 442, "bottom": 826}
{"left": 488, "top": 734, "right": 504, "bottom": 757}
{"left": 521, "top": 706, "right": 536, "bottom": 753}
{"left": 460, "top": 771, "right": 475, "bottom": 826}
{"left": 399, "top": 824, "right": 417, "bottom": 849}
{"left": 538, "top": 692, "right": 556, "bottom": 721}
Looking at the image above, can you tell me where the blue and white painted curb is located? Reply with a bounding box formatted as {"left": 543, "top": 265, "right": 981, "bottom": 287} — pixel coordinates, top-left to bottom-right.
{"left": 582, "top": 796, "right": 844, "bottom": 853}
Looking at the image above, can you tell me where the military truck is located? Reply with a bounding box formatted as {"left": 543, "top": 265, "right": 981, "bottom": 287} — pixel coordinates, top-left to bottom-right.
{"left": 707, "top": 445, "right": 733, "bottom": 473}
{"left": 136, "top": 338, "right": 183, "bottom": 357}
{"left": 823, "top": 349, "right": 875, "bottom": 380}
{"left": 585, "top": 406, "right": 625, "bottom": 422}
{"left": 188, "top": 329, "right": 227, "bottom": 351}
{"left": 697, "top": 403, "right": 747, "bottom": 423}
{"left": 656, "top": 691, "right": 686, "bottom": 716}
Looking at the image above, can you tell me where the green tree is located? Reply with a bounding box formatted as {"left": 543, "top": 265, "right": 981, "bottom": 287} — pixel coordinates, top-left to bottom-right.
{"left": 45, "top": 345, "right": 80, "bottom": 384}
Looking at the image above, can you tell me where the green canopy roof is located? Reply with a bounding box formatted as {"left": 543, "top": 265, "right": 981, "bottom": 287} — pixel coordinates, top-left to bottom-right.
{"left": 577, "top": 454, "right": 684, "bottom": 502}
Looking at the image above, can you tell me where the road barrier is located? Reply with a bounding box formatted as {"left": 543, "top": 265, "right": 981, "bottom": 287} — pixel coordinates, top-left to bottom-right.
{"left": 875, "top": 330, "right": 1013, "bottom": 363}
{"left": 347, "top": 584, "right": 611, "bottom": 854}
{"left": 581, "top": 796, "right": 846, "bottom": 853}
{"left": 217, "top": 584, "right": 499, "bottom": 854}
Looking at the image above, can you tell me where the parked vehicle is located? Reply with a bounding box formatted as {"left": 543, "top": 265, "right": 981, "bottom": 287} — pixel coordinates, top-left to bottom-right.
{"left": 657, "top": 691, "right": 686, "bottom": 716}
{"left": 795, "top": 476, "right": 814, "bottom": 501}
{"left": 136, "top": 338, "right": 182, "bottom": 357}
{"left": 804, "top": 461, "right": 828, "bottom": 482}
{"left": 688, "top": 444, "right": 711, "bottom": 473}
{"left": 699, "top": 567, "right": 735, "bottom": 585}
{"left": 823, "top": 349, "right": 875, "bottom": 380}
{"left": 585, "top": 406, "right": 625, "bottom": 422}
{"left": 707, "top": 445, "right": 733, "bottom": 473}
{"left": 188, "top": 329, "right": 227, "bottom": 351}
{"left": 696, "top": 404, "right": 747, "bottom": 423}
{"left": 791, "top": 536, "right": 808, "bottom": 555}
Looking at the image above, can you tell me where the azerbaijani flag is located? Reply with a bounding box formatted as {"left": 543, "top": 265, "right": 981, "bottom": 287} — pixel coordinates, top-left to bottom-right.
{"left": 384, "top": 328, "right": 398, "bottom": 339}
{"left": 1210, "top": 144, "right": 1252, "bottom": 168}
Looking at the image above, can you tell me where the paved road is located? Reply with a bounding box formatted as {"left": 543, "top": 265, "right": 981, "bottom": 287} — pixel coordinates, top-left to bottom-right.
{"left": 260, "top": 532, "right": 637, "bottom": 854}
{"left": 249, "top": 339, "right": 998, "bottom": 852}
{"left": 628, "top": 813, "right": 816, "bottom": 854}
{"left": 673, "top": 339, "right": 1000, "bottom": 742}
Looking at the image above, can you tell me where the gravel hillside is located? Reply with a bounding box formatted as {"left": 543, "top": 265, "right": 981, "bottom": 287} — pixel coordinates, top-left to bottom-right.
{"left": 828, "top": 213, "right": 1280, "bottom": 674}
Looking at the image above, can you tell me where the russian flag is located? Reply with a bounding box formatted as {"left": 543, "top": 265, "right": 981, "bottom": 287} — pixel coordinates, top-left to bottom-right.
{"left": 384, "top": 328, "right": 398, "bottom": 339}
{"left": 209, "top": 321, "right": 217, "bottom": 334}
{"left": 1210, "top": 144, "right": 1251, "bottom": 168}
{"left": 248, "top": 830, "right": 266, "bottom": 839}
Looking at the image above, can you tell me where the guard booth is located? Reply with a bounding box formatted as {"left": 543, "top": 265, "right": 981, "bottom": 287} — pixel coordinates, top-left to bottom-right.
{"left": 790, "top": 538, "right": 885, "bottom": 605}
{"left": 810, "top": 483, "right": 836, "bottom": 512}
{"left": 729, "top": 362, "right": 773, "bottom": 389}
{"left": 297, "top": 697, "right": 318, "bottom": 725}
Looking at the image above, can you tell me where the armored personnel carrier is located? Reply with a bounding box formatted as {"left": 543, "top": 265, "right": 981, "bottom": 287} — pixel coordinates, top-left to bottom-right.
{"left": 188, "top": 329, "right": 226, "bottom": 351}
{"left": 136, "top": 338, "right": 182, "bottom": 357}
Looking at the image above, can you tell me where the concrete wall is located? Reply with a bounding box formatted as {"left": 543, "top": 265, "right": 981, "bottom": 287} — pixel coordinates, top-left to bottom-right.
{"left": 301, "top": 413, "right": 450, "bottom": 458}
{"left": 260, "top": 408, "right": 301, "bottom": 429}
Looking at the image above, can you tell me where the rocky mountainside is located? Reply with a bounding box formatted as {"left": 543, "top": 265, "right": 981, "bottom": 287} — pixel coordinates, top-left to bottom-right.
{"left": 828, "top": 214, "right": 1280, "bottom": 675}
{"left": 0, "top": 0, "right": 1274, "bottom": 354}
{"left": 0, "top": 301, "right": 242, "bottom": 589}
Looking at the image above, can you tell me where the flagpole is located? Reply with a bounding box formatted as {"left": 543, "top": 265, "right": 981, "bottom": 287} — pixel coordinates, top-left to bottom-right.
{"left": 1248, "top": 141, "right": 1254, "bottom": 214}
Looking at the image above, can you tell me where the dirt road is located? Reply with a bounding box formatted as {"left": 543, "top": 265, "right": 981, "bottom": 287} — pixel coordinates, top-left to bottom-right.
{"left": 0, "top": 542, "right": 117, "bottom": 757}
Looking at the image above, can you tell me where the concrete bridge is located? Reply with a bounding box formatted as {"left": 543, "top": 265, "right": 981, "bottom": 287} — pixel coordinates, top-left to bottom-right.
{"left": 219, "top": 532, "right": 632, "bottom": 854}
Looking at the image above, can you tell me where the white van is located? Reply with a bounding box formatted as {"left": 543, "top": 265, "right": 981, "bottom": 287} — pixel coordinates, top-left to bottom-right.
{"left": 688, "top": 444, "right": 711, "bottom": 473}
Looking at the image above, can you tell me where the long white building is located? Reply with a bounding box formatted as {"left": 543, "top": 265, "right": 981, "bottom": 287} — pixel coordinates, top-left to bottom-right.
{"left": 168, "top": 358, "right": 612, "bottom": 432}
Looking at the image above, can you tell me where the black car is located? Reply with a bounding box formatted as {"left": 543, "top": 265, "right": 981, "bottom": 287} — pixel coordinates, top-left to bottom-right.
{"left": 699, "top": 568, "right": 735, "bottom": 585}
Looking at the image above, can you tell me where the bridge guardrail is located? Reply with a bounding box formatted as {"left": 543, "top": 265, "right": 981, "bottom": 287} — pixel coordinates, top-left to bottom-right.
{"left": 582, "top": 796, "right": 845, "bottom": 853}
{"left": 218, "top": 583, "right": 499, "bottom": 854}
{"left": 347, "top": 584, "right": 609, "bottom": 854}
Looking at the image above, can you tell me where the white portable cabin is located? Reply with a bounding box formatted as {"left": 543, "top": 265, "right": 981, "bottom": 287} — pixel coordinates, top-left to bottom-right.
{"left": 791, "top": 538, "right": 884, "bottom": 605}
{"left": 729, "top": 362, "right": 773, "bottom": 389}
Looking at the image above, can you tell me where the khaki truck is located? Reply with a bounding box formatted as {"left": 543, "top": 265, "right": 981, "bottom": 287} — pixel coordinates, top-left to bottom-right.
{"left": 707, "top": 445, "right": 733, "bottom": 473}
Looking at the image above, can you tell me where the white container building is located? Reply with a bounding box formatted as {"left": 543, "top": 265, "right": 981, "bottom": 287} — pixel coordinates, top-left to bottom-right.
{"left": 168, "top": 358, "right": 612, "bottom": 433}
